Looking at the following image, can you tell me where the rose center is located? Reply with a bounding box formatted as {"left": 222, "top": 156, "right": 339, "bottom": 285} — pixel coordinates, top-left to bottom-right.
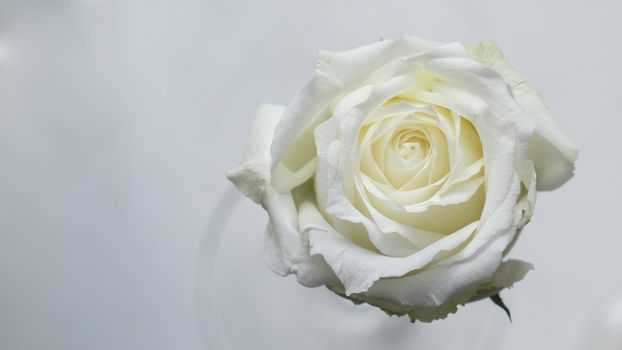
{"left": 392, "top": 129, "right": 430, "bottom": 162}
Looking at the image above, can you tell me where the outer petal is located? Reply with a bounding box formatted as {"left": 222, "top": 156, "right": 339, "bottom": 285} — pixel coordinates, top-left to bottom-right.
{"left": 263, "top": 188, "right": 336, "bottom": 287}
{"left": 473, "top": 259, "right": 534, "bottom": 299}
{"left": 302, "top": 200, "right": 479, "bottom": 294}
{"left": 467, "top": 42, "right": 579, "bottom": 190}
{"left": 361, "top": 221, "right": 516, "bottom": 308}
{"left": 327, "top": 259, "right": 533, "bottom": 322}
{"left": 227, "top": 104, "right": 285, "bottom": 203}
{"left": 227, "top": 104, "right": 335, "bottom": 287}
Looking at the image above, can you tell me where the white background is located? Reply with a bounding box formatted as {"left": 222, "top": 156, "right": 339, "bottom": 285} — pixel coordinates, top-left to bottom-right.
{"left": 1, "top": 1, "right": 621, "bottom": 349}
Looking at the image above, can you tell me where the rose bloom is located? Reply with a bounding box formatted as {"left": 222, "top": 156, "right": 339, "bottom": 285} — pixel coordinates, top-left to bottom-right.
{"left": 228, "top": 36, "right": 577, "bottom": 322}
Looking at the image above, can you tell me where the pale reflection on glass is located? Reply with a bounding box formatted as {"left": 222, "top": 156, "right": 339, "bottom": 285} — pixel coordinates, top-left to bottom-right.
{"left": 577, "top": 284, "right": 622, "bottom": 350}
{"left": 197, "top": 187, "right": 512, "bottom": 350}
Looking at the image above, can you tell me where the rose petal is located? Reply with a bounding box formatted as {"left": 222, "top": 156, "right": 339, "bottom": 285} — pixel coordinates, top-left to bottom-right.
{"left": 263, "top": 188, "right": 337, "bottom": 287}
{"left": 227, "top": 104, "right": 285, "bottom": 203}
{"left": 271, "top": 37, "right": 444, "bottom": 191}
{"left": 422, "top": 54, "right": 535, "bottom": 257}
{"left": 467, "top": 41, "right": 578, "bottom": 190}
{"left": 362, "top": 222, "right": 515, "bottom": 307}
{"left": 328, "top": 258, "right": 532, "bottom": 322}
{"left": 300, "top": 200, "right": 479, "bottom": 294}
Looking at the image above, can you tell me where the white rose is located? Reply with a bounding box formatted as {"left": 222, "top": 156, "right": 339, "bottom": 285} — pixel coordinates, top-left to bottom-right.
{"left": 227, "top": 36, "right": 577, "bottom": 322}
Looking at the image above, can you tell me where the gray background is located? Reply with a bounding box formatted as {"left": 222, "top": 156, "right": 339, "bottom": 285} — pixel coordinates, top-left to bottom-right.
{"left": 1, "top": 0, "right": 621, "bottom": 349}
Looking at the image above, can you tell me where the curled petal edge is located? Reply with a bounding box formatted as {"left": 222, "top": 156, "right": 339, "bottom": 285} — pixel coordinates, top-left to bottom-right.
{"left": 227, "top": 104, "right": 286, "bottom": 203}
{"left": 326, "top": 259, "right": 533, "bottom": 323}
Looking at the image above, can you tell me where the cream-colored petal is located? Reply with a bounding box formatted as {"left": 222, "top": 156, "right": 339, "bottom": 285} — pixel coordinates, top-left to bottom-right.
{"left": 404, "top": 175, "right": 484, "bottom": 212}
{"left": 272, "top": 158, "right": 317, "bottom": 193}
{"left": 357, "top": 176, "right": 448, "bottom": 248}
{"left": 362, "top": 174, "right": 444, "bottom": 205}
{"left": 314, "top": 132, "right": 418, "bottom": 257}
